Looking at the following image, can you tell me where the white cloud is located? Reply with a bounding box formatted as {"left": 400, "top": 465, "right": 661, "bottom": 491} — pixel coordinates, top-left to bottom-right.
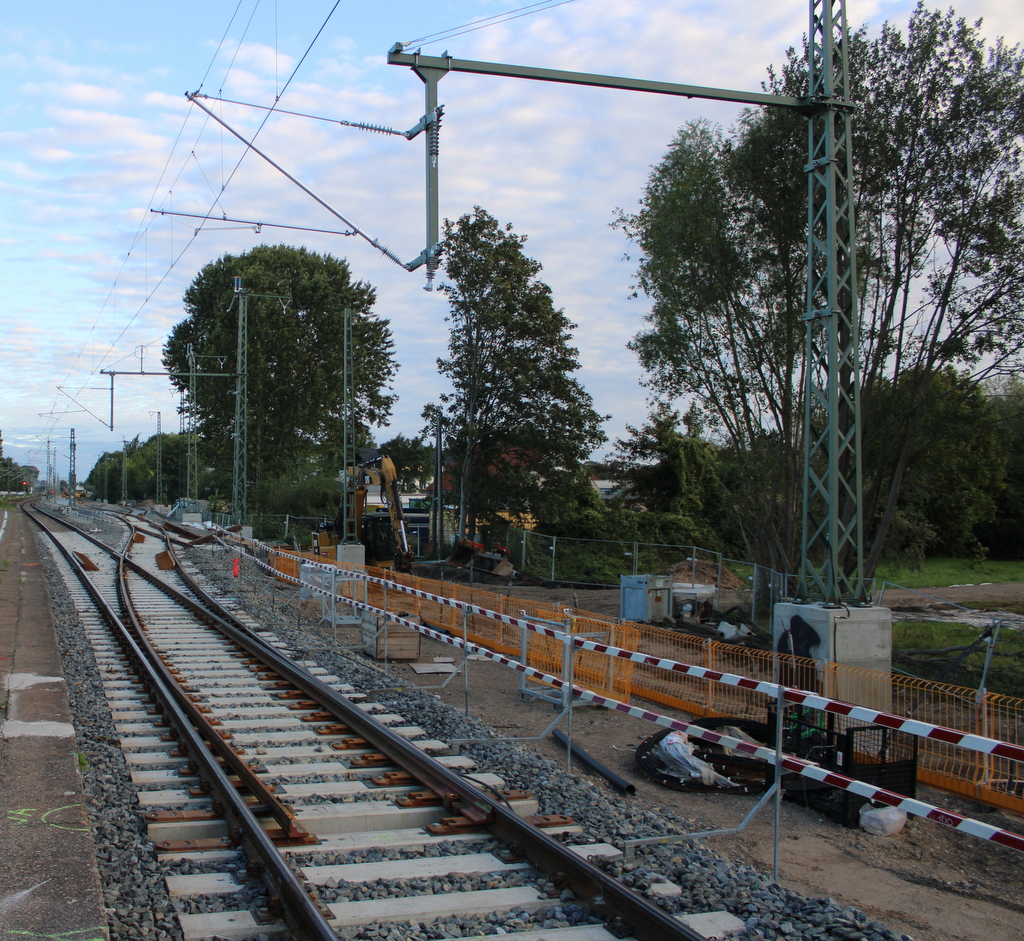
{"left": 0, "top": 0, "right": 1017, "bottom": 474}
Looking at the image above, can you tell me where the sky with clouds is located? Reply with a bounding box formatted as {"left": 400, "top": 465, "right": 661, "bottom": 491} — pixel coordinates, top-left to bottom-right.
{"left": 0, "top": 0, "right": 1018, "bottom": 485}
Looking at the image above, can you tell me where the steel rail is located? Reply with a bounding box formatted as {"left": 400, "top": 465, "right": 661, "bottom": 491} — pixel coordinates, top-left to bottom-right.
{"left": 24, "top": 505, "right": 339, "bottom": 941}
{"left": 47, "top": 504, "right": 707, "bottom": 941}
{"left": 177, "top": 535, "right": 707, "bottom": 941}
{"left": 114, "top": 520, "right": 312, "bottom": 841}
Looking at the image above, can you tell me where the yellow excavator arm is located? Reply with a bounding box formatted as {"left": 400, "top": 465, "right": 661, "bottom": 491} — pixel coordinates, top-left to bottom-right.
{"left": 379, "top": 455, "right": 413, "bottom": 573}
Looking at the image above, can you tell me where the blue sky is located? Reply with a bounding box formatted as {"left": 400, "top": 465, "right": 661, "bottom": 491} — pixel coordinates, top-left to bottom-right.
{"left": 1, "top": 0, "right": 1018, "bottom": 482}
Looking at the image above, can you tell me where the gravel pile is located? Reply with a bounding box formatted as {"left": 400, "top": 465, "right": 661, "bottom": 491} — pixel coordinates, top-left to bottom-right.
{"left": 36, "top": 507, "right": 913, "bottom": 941}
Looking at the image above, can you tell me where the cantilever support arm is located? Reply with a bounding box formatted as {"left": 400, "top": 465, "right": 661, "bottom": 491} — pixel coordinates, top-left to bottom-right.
{"left": 185, "top": 92, "right": 414, "bottom": 270}
{"left": 386, "top": 44, "right": 839, "bottom": 288}
{"left": 387, "top": 44, "right": 819, "bottom": 112}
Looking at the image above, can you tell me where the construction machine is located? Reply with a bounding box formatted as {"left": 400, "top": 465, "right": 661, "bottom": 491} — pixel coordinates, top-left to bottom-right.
{"left": 317, "top": 449, "right": 414, "bottom": 572}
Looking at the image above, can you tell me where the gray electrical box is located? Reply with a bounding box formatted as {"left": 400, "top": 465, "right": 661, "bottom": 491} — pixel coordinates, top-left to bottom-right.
{"left": 619, "top": 574, "right": 672, "bottom": 623}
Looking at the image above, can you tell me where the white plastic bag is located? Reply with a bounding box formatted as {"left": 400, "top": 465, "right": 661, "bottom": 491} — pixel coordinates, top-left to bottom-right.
{"left": 655, "top": 731, "right": 736, "bottom": 788}
{"left": 859, "top": 802, "right": 907, "bottom": 836}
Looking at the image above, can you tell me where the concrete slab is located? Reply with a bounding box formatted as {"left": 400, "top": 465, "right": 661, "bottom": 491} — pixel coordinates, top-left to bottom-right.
{"left": 460, "top": 928, "right": 619, "bottom": 941}
{"left": 566, "top": 843, "right": 624, "bottom": 862}
{"left": 0, "top": 506, "right": 109, "bottom": 941}
{"left": 278, "top": 826, "right": 490, "bottom": 856}
{"left": 300, "top": 851, "right": 530, "bottom": 885}
{"left": 177, "top": 909, "right": 287, "bottom": 940}
{"left": 325, "top": 886, "right": 555, "bottom": 927}
{"left": 676, "top": 910, "right": 746, "bottom": 939}
{"left": 165, "top": 872, "right": 241, "bottom": 896}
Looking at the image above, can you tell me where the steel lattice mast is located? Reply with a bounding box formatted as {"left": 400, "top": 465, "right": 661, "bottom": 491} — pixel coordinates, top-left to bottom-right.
{"left": 389, "top": 0, "right": 865, "bottom": 607}
{"left": 68, "top": 428, "right": 76, "bottom": 506}
{"left": 186, "top": 345, "right": 199, "bottom": 507}
{"left": 231, "top": 278, "right": 249, "bottom": 525}
{"left": 798, "top": 0, "right": 865, "bottom": 605}
{"left": 150, "top": 411, "right": 162, "bottom": 504}
{"left": 340, "top": 308, "right": 361, "bottom": 545}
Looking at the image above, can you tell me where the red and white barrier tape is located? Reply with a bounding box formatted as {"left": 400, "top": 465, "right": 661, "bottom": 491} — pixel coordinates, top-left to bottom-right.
{"left": 334, "top": 590, "right": 1024, "bottom": 855}
{"left": 280, "top": 552, "right": 1024, "bottom": 768}
{"left": 226, "top": 537, "right": 1024, "bottom": 838}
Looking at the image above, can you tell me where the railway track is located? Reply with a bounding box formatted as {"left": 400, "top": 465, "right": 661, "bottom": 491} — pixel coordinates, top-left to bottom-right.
{"left": 26, "top": 502, "right": 704, "bottom": 941}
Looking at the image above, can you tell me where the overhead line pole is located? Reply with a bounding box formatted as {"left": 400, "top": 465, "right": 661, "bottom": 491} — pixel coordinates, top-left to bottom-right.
{"left": 68, "top": 428, "right": 76, "bottom": 507}
{"left": 387, "top": 0, "right": 865, "bottom": 605}
{"left": 231, "top": 279, "right": 249, "bottom": 526}
{"left": 150, "top": 411, "right": 163, "bottom": 505}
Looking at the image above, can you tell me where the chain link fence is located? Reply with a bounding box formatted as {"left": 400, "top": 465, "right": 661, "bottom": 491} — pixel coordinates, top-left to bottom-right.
{"left": 198, "top": 511, "right": 803, "bottom": 624}
{"left": 503, "top": 526, "right": 805, "bottom": 622}
{"left": 207, "top": 510, "right": 325, "bottom": 546}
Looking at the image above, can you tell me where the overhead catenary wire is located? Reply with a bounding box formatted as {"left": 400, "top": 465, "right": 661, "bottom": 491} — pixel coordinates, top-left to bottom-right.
{"left": 403, "top": 0, "right": 578, "bottom": 49}
{"left": 185, "top": 93, "right": 407, "bottom": 269}
{"left": 50, "top": 0, "right": 344, "bottom": 433}
{"left": 189, "top": 94, "right": 411, "bottom": 137}
{"left": 50, "top": 0, "right": 253, "bottom": 422}
{"left": 49, "top": 0, "right": 583, "bottom": 440}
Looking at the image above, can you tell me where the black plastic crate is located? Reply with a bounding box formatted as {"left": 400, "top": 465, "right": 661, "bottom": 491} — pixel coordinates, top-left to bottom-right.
{"left": 770, "top": 707, "right": 918, "bottom": 828}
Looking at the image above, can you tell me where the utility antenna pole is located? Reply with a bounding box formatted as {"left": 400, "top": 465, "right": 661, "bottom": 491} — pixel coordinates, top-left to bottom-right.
{"left": 121, "top": 439, "right": 128, "bottom": 504}
{"left": 150, "top": 411, "right": 163, "bottom": 505}
{"left": 68, "top": 428, "right": 76, "bottom": 507}
{"left": 231, "top": 278, "right": 249, "bottom": 525}
{"left": 340, "top": 308, "right": 360, "bottom": 545}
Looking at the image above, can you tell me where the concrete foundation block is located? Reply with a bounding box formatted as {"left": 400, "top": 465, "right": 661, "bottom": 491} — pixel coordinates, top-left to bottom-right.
{"left": 675, "top": 910, "right": 746, "bottom": 938}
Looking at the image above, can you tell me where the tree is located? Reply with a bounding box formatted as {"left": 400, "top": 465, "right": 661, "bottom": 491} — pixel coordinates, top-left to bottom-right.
{"left": 379, "top": 433, "right": 434, "bottom": 490}
{"left": 163, "top": 245, "right": 397, "bottom": 497}
{"left": 431, "top": 207, "right": 607, "bottom": 537}
{"left": 617, "top": 5, "right": 1024, "bottom": 574}
{"left": 607, "top": 405, "right": 730, "bottom": 551}
{"left": 864, "top": 368, "right": 1004, "bottom": 563}
{"left": 976, "top": 376, "right": 1024, "bottom": 559}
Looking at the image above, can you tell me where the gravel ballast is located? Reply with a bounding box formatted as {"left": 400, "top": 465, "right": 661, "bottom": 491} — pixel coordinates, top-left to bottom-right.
{"left": 36, "top": 508, "right": 914, "bottom": 941}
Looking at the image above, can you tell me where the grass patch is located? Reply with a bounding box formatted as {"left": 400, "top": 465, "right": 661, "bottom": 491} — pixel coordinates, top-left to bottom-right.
{"left": 875, "top": 557, "right": 1023, "bottom": 590}
{"left": 893, "top": 620, "right": 1024, "bottom": 698}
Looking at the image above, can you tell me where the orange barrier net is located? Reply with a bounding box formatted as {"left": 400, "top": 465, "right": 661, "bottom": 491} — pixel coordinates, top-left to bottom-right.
{"left": 257, "top": 545, "right": 1024, "bottom": 813}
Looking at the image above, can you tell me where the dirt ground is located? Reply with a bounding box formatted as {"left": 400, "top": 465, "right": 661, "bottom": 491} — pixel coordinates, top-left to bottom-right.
{"left": 358, "top": 576, "right": 1024, "bottom": 941}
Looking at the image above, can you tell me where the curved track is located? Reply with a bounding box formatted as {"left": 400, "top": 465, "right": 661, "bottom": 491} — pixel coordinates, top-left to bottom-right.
{"left": 26, "top": 502, "right": 702, "bottom": 941}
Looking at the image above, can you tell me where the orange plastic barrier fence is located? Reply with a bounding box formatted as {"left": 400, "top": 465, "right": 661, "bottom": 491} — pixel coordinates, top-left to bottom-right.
{"left": 257, "top": 545, "right": 1024, "bottom": 813}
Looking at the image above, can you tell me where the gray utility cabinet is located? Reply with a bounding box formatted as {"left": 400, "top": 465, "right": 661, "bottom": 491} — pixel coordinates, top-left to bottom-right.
{"left": 619, "top": 575, "right": 672, "bottom": 623}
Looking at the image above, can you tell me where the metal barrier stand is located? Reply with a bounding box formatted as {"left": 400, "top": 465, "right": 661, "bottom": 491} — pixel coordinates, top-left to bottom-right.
{"left": 620, "top": 685, "right": 786, "bottom": 883}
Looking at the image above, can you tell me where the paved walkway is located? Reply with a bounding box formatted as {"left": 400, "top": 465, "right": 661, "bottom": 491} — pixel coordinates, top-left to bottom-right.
{"left": 0, "top": 503, "right": 108, "bottom": 941}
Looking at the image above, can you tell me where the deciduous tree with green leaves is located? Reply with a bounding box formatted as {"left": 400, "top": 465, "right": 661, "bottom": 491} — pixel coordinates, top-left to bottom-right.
{"left": 379, "top": 433, "right": 434, "bottom": 490}
{"left": 617, "top": 4, "right": 1024, "bottom": 573}
{"left": 431, "top": 207, "right": 607, "bottom": 538}
{"left": 864, "top": 368, "right": 1005, "bottom": 563}
{"left": 163, "top": 245, "right": 397, "bottom": 497}
{"left": 977, "top": 376, "right": 1024, "bottom": 559}
{"left": 607, "top": 404, "right": 729, "bottom": 551}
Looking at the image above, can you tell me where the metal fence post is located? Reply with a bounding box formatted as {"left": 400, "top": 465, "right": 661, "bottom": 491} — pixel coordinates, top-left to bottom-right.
{"left": 751, "top": 565, "right": 758, "bottom": 622}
